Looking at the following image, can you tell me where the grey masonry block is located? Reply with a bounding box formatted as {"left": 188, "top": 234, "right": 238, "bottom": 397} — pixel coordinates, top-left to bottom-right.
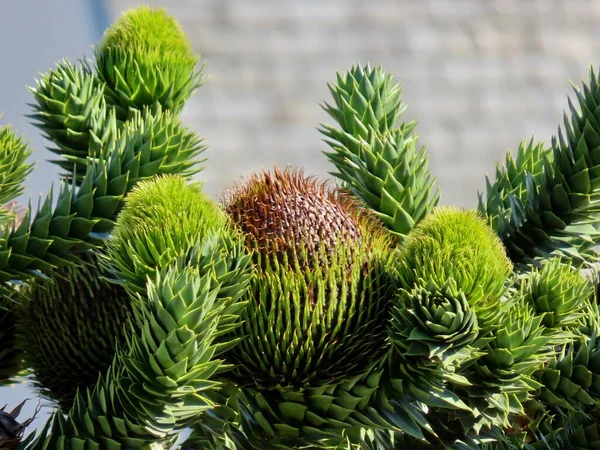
{"left": 108, "top": 0, "right": 600, "bottom": 206}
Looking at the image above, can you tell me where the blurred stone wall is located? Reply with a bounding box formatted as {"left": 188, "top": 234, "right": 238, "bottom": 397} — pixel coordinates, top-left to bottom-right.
{"left": 108, "top": 0, "right": 600, "bottom": 207}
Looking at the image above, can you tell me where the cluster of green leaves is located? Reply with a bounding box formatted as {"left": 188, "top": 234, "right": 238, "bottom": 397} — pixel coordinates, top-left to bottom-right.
{"left": 479, "top": 68, "right": 600, "bottom": 267}
{"left": 21, "top": 176, "right": 252, "bottom": 449}
{"left": 3, "top": 5, "right": 600, "bottom": 450}
{"left": 0, "top": 6, "right": 228, "bottom": 450}
{"left": 320, "top": 64, "right": 440, "bottom": 243}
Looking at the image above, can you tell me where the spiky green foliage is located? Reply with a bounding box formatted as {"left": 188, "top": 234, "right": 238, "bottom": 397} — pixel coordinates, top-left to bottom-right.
{"left": 453, "top": 298, "right": 554, "bottom": 434}
{"left": 320, "top": 64, "right": 439, "bottom": 242}
{"left": 96, "top": 6, "right": 202, "bottom": 119}
{"left": 371, "top": 281, "right": 477, "bottom": 442}
{"left": 0, "top": 298, "right": 23, "bottom": 385}
{"left": 534, "top": 328, "right": 600, "bottom": 415}
{"left": 0, "top": 152, "right": 119, "bottom": 283}
{"left": 480, "top": 68, "right": 600, "bottom": 266}
{"left": 105, "top": 174, "right": 252, "bottom": 359}
{"left": 183, "top": 379, "right": 385, "bottom": 450}
{"left": 398, "top": 207, "right": 512, "bottom": 327}
{"left": 118, "top": 106, "right": 206, "bottom": 182}
{"left": 474, "top": 265, "right": 598, "bottom": 449}
{"left": 364, "top": 350, "right": 471, "bottom": 443}
{"left": 543, "top": 407, "right": 600, "bottom": 450}
{"left": 361, "top": 208, "right": 517, "bottom": 445}
{"left": 22, "top": 174, "right": 251, "bottom": 449}
{"left": 237, "top": 372, "right": 384, "bottom": 448}
{"left": 375, "top": 281, "right": 480, "bottom": 441}
{"left": 1, "top": 5, "right": 228, "bottom": 449}
{"left": 0, "top": 107, "right": 202, "bottom": 285}
{"left": 0, "top": 123, "right": 33, "bottom": 211}
{"left": 482, "top": 285, "right": 600, "bottom": 450}
{"left": 512, "top": 301, "right": 600, "bottom": 449}
{"left": 524, "top": 258, "right": 593, "bottom": 329}
{"left": 478, "top": 140, "right": 549, "bottom": 254}
{"left": 390, "top": 281, "right": 479, "bottom": 360}
{"left": 0, "top": 125, "right": 31, "bottom": 380}
{"left": 25, "top": 263, "right": 233, "bottom": 449}
{"left": 28, "top": 61, "right": 116, "bottom": 179}
{"left": 105, "top": 175, "right": 227, "bottom": 294}
{"left": 228, "top": 245, "right": 394, "bottom": 389}
{"left": 19, "top": 251, "right": 132, "bottom": 409}
{"left": 323, "top": 64, "right": 403, "bottom": 135}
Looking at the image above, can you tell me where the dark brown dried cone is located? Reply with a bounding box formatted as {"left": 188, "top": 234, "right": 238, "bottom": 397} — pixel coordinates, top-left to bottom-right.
{"left": 0, "top": 401, "right": 37, "bottom": 450}
{"left": 226, "top": 167, "right": 365, "bottom": 269}
{"left": 19, "top": 251, "right": 133, "bottom": 409}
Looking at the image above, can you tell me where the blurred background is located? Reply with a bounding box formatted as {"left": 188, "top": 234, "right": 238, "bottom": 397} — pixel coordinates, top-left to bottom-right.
{"left": 2, "top": 0, "right": 600, "bottom": 434}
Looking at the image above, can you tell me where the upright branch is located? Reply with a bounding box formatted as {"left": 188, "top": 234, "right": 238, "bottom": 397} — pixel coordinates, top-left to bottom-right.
{"left": 480, "top": 67, "right": 600, "bottom": 268}
{"left": 96, "top": 6, "right": 203, "bottom": 119}
{"left": 320, "top": 64, "right": 439, "bottom": 243}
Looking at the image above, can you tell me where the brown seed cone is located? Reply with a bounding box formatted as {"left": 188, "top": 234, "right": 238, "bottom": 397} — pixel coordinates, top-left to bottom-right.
{"left": 223, "top": 167, "right": 398, "bottom": 389}
{"left": 225, "top": 167, "right": 372, "bottom": 268}
{"left": 0, "top": 401, "right": 38, "bottom": 450}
